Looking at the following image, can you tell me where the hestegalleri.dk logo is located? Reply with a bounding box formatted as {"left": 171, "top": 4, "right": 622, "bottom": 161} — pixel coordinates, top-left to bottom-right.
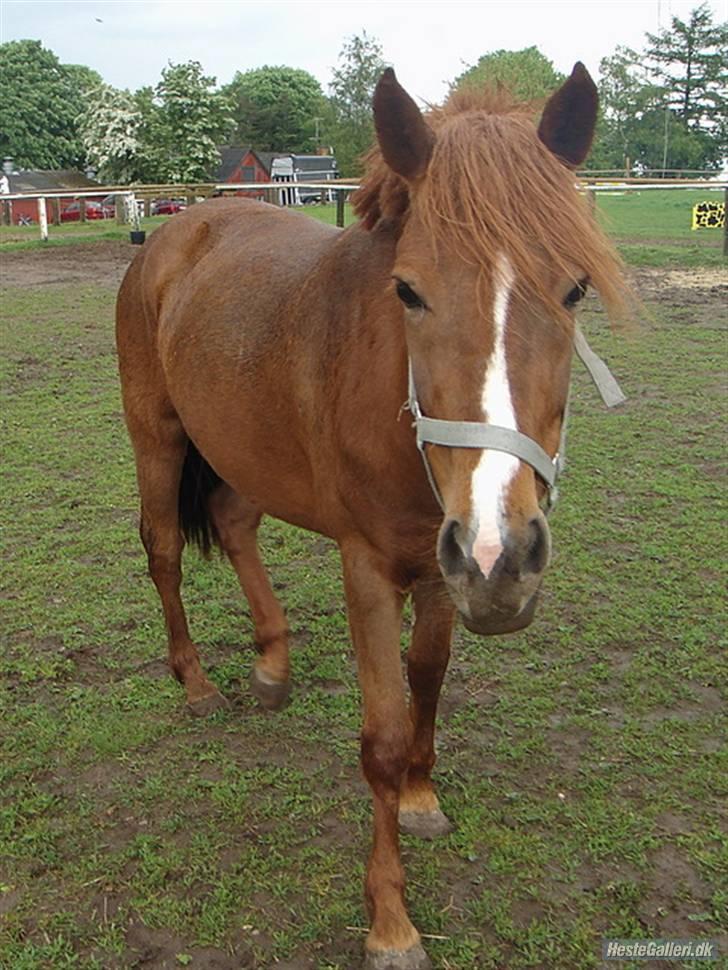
{"left": 602, "top": 938, "right": 719, "bottom": 961}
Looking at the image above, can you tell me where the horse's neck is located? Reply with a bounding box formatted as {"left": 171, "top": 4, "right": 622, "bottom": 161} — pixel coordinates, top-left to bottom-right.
{"left": 324, "top": 222, "right": 408, "bottom": 418}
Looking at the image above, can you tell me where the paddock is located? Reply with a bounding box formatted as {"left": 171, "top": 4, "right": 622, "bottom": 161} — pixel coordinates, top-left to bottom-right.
{"left": 0, "top": 198, "right": 725, "bottom": 968}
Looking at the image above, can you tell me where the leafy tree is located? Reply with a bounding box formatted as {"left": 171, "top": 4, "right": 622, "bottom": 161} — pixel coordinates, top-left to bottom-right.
{"left": 78, "top": 84, "right": 144, "bottom": 183}
{"left": 645, "top": 2, "right": 727, "bottom": 133}
{"left": 0, "top": 40, "right": 86, "bottom": 168}
{"left": 590, "top": 46, "right": 661, "bottom": 170}
{"left": 594, "top": 5, "right": 727, "bottom": 174}
{"left": 328, "top": 31, "right": 388, "bottom": 176}
{"left": 453, "top": 47, "right": 564, "bottom": 102}
{"left": 64, "top": 63, "right": 103, "bottom": 96}
{"left": 128, "top": 86, "right": 163, "bottom": 182}
{"left": 224, "top": 66, "right": 324, "bottom": 152}
{"left": 149, "top": 61, "right": 234, "bottom": 182}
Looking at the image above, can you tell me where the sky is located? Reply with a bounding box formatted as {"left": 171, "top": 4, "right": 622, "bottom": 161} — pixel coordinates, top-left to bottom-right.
{"left": 1, "top": 0, "right": 726, "bottom": 106}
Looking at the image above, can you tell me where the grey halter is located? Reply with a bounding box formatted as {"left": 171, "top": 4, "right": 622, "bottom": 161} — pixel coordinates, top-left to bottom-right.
{"left": 406, "top": 325, "right": 625, "bottom": 512}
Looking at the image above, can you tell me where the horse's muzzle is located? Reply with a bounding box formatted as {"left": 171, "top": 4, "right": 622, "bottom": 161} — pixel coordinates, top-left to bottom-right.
{"left": 437, "top": 514, "right": 550, "bottom": 635}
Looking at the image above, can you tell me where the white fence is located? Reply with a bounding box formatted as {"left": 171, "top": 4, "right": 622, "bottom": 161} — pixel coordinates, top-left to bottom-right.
{"left": 0, "top": 182, "right": 361, "bottom": 240}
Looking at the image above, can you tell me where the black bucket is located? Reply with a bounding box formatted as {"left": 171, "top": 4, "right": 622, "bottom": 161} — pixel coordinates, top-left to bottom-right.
{"left": 130, "top": 230, "right": 146, "bottom": 245}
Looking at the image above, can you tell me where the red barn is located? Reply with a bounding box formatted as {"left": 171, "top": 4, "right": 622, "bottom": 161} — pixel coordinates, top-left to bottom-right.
{"left": 214, "top": 147, "right": 276, "bottom": 198}
{"left": 1, "top": 168, "right": 103, "bottom": 225}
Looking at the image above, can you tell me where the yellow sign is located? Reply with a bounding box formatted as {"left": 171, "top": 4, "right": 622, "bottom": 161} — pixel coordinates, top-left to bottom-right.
{"left": 692, "top": 201, "right": 725, "bottom": 230}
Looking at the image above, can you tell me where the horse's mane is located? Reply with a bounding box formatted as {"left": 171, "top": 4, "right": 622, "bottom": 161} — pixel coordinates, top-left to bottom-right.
{"left": 353, "top": 85, "right": 627, "bottom": 322}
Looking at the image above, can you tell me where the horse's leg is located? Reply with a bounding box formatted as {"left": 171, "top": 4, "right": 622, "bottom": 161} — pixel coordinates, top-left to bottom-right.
{"left": 131, "top": 425, "right": 228, "bottom": 716}
{"left": 208, "top": 485, "right": 291, "bottom": 710}
{"left": 399, "top": 582, "right": 455, "bottom": 840}
{"left": 340, "top": 540, "right": 431, "bottom": 970}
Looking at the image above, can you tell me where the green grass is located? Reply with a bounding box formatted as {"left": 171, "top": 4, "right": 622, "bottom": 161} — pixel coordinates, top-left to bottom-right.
{"left": 0, "top": 202, "right": 352, "bottom": 252}
{"left": 2, "top": 187, "right": 725, "bottom": 266}
{"left": 594, "top": 188, "right": 725, "bottom": 267}
{"left": 0, "top": 204, "right": 726, "bottom": 969}
{"left": 594, "top": 187, "right": 724, "bottom": 241}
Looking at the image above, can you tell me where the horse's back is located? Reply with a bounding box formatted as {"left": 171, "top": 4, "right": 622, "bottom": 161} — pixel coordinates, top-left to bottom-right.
{"left": 116, "top": 197, "right": 343, "bottom": 530}
{"left": 119, "top": 197, "right": 339, "bottom": 335}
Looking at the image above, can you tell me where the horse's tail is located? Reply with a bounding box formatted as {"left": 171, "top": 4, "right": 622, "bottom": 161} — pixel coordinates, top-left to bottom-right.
{"left": 178, "top": 440, "right": 223, "bottom": 557}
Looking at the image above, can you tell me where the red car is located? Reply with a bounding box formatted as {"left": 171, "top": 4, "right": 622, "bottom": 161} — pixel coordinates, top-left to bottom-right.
{"left": 152, "top": 199, "right": 186, "bottom": 216}
{"left": 61, "top": 200, "right": 114, "bottom": 222}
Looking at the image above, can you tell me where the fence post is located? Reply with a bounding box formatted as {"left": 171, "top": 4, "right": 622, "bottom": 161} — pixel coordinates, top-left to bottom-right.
{"left": 587, "top": 185, "right": 597, "bottom": 215}
{"left": 79, "top": 198, "right": 86, "bottom": 223}
{"left": 115, "top": 196, "right": 125, "bottom": 224}
{"left": 724, "top": 187, "right": 727, "bottom": 258}
{"left": 52, "top": 198, "right": 61, "bottom": 226}
{"left": 336, "top": 189, "right": 345, "bottom": 228}
{"left": 37, "top": 197, "right": 48, "bottom": 241}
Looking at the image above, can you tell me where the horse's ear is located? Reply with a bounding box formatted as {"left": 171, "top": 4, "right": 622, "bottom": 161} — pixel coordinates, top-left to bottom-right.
{"left": 373, "top": 68, "right": 435, "bottom": 181}
{"left": 538, "top": 62, "right": 598, "bottom": 168}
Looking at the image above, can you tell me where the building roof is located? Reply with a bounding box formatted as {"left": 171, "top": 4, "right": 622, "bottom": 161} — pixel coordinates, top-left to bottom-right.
{"left": 289, "top": 155, "right": 338, "bottom": 174}
{"left": 215, "top": 148, "right": 337, "bottom": 181}
{"left": 6, "top": 170, "right": 100, "bottom": 193}
{"left": 215, "top": 146, "right": 274, "bottom": 181}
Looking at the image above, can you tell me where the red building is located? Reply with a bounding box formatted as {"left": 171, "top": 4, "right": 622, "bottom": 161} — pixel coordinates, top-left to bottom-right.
{"left": 1, "top": 167, "right": 104, "bottom": 225}
{"left": 214, "top": 147, "right": 276, "bottom": 198}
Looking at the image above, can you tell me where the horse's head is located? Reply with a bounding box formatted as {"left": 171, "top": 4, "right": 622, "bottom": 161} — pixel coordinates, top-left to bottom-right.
{"left": 360, "top": 65, "right": 623, "bottom": 635}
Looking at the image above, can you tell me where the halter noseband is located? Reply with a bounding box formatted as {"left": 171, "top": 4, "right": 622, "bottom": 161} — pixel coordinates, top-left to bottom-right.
{"left": 407, "top": 325, "right": 625, "bottom": 512}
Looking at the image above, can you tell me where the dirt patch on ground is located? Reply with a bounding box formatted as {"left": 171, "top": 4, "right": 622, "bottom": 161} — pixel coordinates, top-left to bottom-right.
{"left": 2, "top": 240, "right": 137, "bottom": 288}
{"left": 627, "top": 264, "right": 727, "bottom": 327}
{"left": 3, "top": 242, "right": 726, "bottom": 306}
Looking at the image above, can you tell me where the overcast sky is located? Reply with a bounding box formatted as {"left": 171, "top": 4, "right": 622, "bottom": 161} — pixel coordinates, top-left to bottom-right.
{"left": 1, "top": 0, "right": 726, "bottom": 105}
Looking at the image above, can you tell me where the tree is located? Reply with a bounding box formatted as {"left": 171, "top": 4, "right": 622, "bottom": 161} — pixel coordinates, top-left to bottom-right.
{"left": 645, "top": 3, "right": 727, "bottom": 133}
{"left": 594, "top": 6, "right": 727, "bottom": 174}
{"left": 78, "top": 84, "right": 144, "bottom": 183}
{"left": 452, "top": 47, "right": 564, "bottom": 102}
{"left": 147, "top": 61, "right": 234, "bottom": 182}
{"left": 64, "top": 63, "right": 103, "bottom": 96}
{"left": 225, "top": 66, "right": 324, "bottom": 152}
{"left": 0, "top": 40, "right": 86, "bottom": 168}
{"left": 328, "top": 31, "right": 388, "bottom": 175}
{"left": 590, "top": 46, "right": 661, "bottom": 170}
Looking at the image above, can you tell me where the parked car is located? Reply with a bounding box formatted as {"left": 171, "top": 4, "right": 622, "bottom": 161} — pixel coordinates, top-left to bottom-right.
{"left": 60, "top": 200, "right": 114, "bottom": 222}
{"left": 152, "top": 198, "right": 186, "bottom": 216}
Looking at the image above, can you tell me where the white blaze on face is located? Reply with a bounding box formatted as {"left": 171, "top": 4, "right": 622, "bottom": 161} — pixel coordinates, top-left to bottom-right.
{"left": 470, "top": 256, "right": 519, "bottom": 578}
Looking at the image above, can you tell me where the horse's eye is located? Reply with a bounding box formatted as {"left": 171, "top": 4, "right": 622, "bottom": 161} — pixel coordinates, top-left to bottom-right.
{"left": 395, "top": 280, "right": 426, "bottom": 310}
{"left": 564, "top": 280, "right": 588, "bottom": 308}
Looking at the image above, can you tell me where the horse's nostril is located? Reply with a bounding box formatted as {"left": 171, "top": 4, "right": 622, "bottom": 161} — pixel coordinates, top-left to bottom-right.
{"left": 524, "top": 517, "right": 549, "bottom": 574}
{"left": 438, "top": 518, "right": 467, "bottom": 575}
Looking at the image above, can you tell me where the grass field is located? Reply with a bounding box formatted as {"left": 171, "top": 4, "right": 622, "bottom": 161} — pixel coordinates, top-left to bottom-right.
{"left": 1, "top": 187, "right": 725, "bottom": 267}
{"left": 0, "top": 194, "right": 726, "bottom": 969}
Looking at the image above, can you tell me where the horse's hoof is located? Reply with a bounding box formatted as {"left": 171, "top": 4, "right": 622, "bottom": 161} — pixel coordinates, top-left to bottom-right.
{"left": 250, "top": 667, "right": 291, "bottom": 710}
{"left": 187, "top": 691, "right": 229, "bottom": 717}
{"left": 364, "top": 943, "right": 432, "bottom": 970}
{"left": 398, "top": 809, "right": 453, "bottom": 840}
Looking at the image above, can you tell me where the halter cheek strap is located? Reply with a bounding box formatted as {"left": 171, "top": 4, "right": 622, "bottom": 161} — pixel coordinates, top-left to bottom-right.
{"left": 407, "top": 325, "right": 625, "bottom": 512}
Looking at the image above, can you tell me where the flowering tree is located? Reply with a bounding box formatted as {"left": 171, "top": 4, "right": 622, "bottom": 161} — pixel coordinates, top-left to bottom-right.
{"left": 78, "top": 85, "right": 144, "bottom": 183}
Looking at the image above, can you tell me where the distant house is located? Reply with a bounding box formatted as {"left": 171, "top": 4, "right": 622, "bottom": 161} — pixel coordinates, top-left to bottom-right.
{"left": 1, "top": 164, "right": 103, "bottom": 224}
{"left": 214, "top": 148, "right": 338, "bottom": 204}
{"left": 214, "top": 147, "right": 276, "bottom": 199}
{"left": 270, "top": 154, "right": 339, "bottom": 205}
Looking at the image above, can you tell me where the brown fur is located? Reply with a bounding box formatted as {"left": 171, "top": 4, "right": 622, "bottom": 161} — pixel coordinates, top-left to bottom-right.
{"left": 117, "top": 68, "right": 627, "bottom": 967}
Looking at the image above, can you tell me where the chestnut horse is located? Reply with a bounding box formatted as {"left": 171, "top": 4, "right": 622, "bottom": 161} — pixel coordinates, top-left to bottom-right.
{"left": 117, "top": 65, "right": 624, "bottom": 969}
